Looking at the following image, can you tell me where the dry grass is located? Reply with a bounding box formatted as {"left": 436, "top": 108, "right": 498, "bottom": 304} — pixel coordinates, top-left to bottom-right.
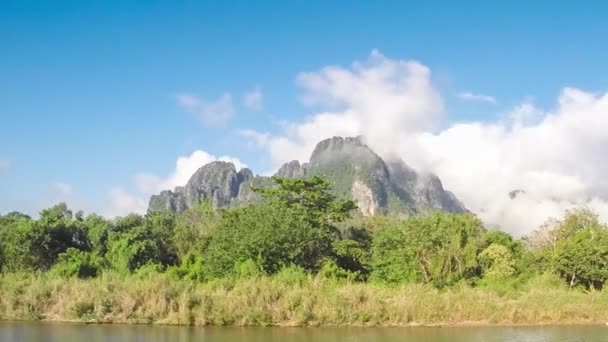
{"left": 0, "top": 272, "right": 607, "bottom": 327}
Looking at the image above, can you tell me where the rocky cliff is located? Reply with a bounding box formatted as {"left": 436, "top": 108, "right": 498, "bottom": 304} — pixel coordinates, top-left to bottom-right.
{"left": 148, "top": 136, "right": 467, "bottom": 216}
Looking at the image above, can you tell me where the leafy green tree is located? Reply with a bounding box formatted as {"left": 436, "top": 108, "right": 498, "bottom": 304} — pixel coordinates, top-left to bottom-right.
{"left": 173, "top": 201, "right": 218, "bottom": 258}
{"left": 526, "top": 208, "right": 604, "bottom": 278}
{"left": 50, "top": 248, "right": 100, "bottom": 279}
{"left": 204, "top": 176, "right": 355, "bottom": 278}
{"left": 370, "top": 224, "right": 417, "bottom": 283}
{"left": 482, "top": 230, "right": 523, "bottom": 258}
{"left": 203, "top": 204, "right": 332, "bottom": 277}
{"left": 332, "top": 221, "right": 373, "bottom": 279}
{"left": 0, "top": 212, "right": 31, "bottom": 272}
{"left": 371, "top": 212, "right": 486, "bottom": 286}
{"left": 559, "top": 208, "right": 600, "bottom": 240}
{"left": 252, "top": 176, "right": 357, "bottom": 224}
{"left": 82, "top": 213, "right": 111, "bottom": 256}
{"left": 479, "top": 243, "right": 516, "bottom": 281}
{"left": 106, "top": 211, "right": 177, "bottom": 273}
{"left": 554, "top": 226, "right": 608, "bottom": 289}
{"left": 167, "top": 252, "right": 207, "bottom": 282}
{"left": 1, "top": 204, "right": 90, "bottom": 271}
{"left": 333, "top": 238, "right": 371, "bottom": 279}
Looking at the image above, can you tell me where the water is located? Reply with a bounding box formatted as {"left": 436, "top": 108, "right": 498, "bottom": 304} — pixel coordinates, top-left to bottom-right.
{"left": 0, "top": 321, "right": 607, "bottom": 342}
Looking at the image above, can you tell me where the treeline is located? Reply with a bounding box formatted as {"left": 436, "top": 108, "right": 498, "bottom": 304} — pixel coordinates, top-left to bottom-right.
{"left": 1, "top": 176, "right": 607, "bottom": 291}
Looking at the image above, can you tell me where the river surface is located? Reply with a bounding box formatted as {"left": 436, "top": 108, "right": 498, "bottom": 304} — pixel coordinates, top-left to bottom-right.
{"left": 0, "top": 321, "right": 607, "bottom": 341}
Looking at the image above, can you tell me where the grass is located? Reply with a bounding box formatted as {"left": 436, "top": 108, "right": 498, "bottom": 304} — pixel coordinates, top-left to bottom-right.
{"left": 0, "top": 272, "right": 607, "bottom": 327}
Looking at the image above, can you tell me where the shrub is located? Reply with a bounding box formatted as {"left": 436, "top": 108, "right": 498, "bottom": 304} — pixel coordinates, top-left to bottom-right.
{"left": 50, "top": 248, "right": 100, "bottom": 279}
{"left": 272, "top": 265, "right": 309, "bottom": 286}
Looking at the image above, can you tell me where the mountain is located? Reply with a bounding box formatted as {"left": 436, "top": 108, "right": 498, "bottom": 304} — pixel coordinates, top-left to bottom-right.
{"left": 148, "top": 136, "right": 467, "bottom": 216}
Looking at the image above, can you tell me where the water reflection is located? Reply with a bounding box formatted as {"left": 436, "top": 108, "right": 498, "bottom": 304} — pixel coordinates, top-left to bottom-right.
{"left": 0, "top": 321, "right": 605, "bottom": 342}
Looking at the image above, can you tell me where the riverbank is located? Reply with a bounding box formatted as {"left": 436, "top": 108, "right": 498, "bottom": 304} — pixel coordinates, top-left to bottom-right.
{"left": 1, "top": 273, "right": 607, "bottom": 327}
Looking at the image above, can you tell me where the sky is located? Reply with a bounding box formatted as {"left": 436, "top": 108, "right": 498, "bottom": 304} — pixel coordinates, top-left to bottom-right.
{"left": 2, "top": 1, "right": 608, "bottom": 235}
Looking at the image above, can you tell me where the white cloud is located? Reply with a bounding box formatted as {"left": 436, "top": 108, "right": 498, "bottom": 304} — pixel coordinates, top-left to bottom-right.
{"left": 405, "top": 88, "right": 608, "bottom": 236}
{"left": 239, "top": 50, "right": 443, "bottom": 170}
{"left": 457, "top": 92, "right": 497, "bottom": 103}
{"left": 243, "top": 86, "right": 264, "bottom": 111}
{"left": 103, "top": 149, "right": 246, "bottom": 217}
{"left": 136, "top": 150, "right": 247, "bottom": 194}
{"left": 52, "top": 182, "right": 72, "bottom": 195}
{"left": 104, "top": 187, "right": 147, "bottom": 218}
{"left": 239, "top": 50, "right": 608, "bottom": 236}
{"left": 176, "top": 93, "right": 235, "bottom": 127}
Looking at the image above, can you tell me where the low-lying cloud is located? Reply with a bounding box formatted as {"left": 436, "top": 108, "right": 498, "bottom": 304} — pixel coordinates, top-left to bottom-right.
{"left": 240, "top": 50, "right": 608, "bottom": 235}
{"left": 105, "top": 187, "right": 148, "bottom": 218}
{"left": 136, "top": 150, "right": 246, "bottom": 195}
{"left": 103, "top": 150, "right": 246, "bottom": 218}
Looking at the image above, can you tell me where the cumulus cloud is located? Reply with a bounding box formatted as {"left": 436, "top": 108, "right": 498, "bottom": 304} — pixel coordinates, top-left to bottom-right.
{"left": 104, "top": 148, "right": 245, "bottom": 217}
{"left": 243, "top": 86, "right": 264, "bottom": 111}
{"left": 104, "top": 187, "right": 147, "bottom": 218}
{"left": 239, "top": 50, "right": 443, "bottom": 169}
{"left": 407, "top": 88, "right": 608, "bottom": 235}
{"left": 176, "top": 93, "right": 235, "bottom": 127}
{"left": 136, "top": 150, "right": 246, "bottom": 195}
{"left": 52, "top": 182, "right": 72, "bottom": 195}
{"left": 239, "top": 50, "right": 608, "bottom": 236}
{"left": 457, "top": 92, "right": 497, "bottom": 103}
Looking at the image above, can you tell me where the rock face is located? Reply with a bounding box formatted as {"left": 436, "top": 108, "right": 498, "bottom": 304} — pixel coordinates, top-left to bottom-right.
{"left": 148, "top": 136, "right": 467, "bottom": 216}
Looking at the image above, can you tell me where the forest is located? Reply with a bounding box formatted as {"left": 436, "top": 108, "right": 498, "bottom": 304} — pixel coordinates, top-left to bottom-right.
{"left": 1, "top": 176, "right": 607, "bottom": 326}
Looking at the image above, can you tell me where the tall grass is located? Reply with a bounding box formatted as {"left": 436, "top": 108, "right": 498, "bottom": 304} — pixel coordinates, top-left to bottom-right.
{"left": 0, "top": 272, "right": 606, "bottom": 327}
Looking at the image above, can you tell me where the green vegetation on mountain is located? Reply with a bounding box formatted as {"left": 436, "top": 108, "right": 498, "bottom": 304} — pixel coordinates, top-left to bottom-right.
{"left": 1, "top": 176, "right": 608, "bottom": 326}
{"left": 148, "top": 136, "right": 467, "bottom": 217}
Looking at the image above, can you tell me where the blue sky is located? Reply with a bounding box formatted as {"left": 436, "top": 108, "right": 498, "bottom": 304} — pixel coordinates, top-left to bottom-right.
{"left": 2, "top": 1, "right": 608, "bottom": 220}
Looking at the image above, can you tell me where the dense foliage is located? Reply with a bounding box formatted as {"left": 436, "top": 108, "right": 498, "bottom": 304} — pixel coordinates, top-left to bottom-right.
{"left": 1, "top": 176, "right": 608, "bottom": 292}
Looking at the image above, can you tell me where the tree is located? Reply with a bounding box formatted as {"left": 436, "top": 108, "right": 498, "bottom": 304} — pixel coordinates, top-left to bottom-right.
{"left": 50, "top": 248, "right": 100, "bottom": 279}
{"left": 252, "top": 176, "right": 357, "bottom": 224}
{"left": 371, "top": 212, "right": 486, "bottom": 286}
{"left": 1, "top": 204, "right": 90, "bottom": 271}
{"left": 526, "top": 208, "right": 604, "bottom": 277}
{"left": 105, "top": 212, "right": 178, "bottom": 273}
{"left": 554, "top": 226, "right": 608, "bottom": 289}
{"left": 173, "top": 201, "right": 218, "bottom": 258}
{"left": 0, "top": 212, "right": 32, "bottom": 272}
{"left": 370, "top": 223, "right": 418, "bottom": 283}
{"left": 203, "top": 203, "right": 335, "bottom": 277}
{"left": 82, "top": 213, "right": 111, "bottom": 256}
{"left": 203, "top": 176, "right": 356, "bottom": 278}
{"left": 479, "top": 243, "right": 516, "bottom": 281}
{"left": 333, "top": 236, "right": 371, "bottom": 280}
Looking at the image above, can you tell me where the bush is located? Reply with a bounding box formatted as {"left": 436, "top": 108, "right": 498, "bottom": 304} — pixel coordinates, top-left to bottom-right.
{"left": 166, "top": 252, "right": 206, "bottom": 282}
{"left": 272, "top": 265, "right": 309, "bottom": 286}
{"left": 370, "top": 224, "right": 417, "bottom": 284}
{"left": 317, "top": 259, "right": 356, "bottom": 282}
{"left": 370, "top": 212, "right": 486, "bottom": 286}
{"left": 105, "top": 212, "right": 177, "bottom": 273}
{"left": 50, "top": 248, "right": 100, "bottom": 279}
{"left": 234, "top": 259, "right": 264, "bottom": 279}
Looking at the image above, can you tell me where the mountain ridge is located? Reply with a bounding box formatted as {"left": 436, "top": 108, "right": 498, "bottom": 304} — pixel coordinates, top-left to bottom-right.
{"left": 148, "top": 136, "right": 467, "bottom": 216}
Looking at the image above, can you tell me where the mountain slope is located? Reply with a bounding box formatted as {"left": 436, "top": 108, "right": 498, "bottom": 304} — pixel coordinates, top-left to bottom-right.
{"left": 148, "top": 136, "right": 466, "bottom": 216}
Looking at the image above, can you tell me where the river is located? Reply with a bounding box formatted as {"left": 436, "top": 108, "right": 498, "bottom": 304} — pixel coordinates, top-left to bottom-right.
{"left": 0, "top": 321, "right": 607, "bottom": 341}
